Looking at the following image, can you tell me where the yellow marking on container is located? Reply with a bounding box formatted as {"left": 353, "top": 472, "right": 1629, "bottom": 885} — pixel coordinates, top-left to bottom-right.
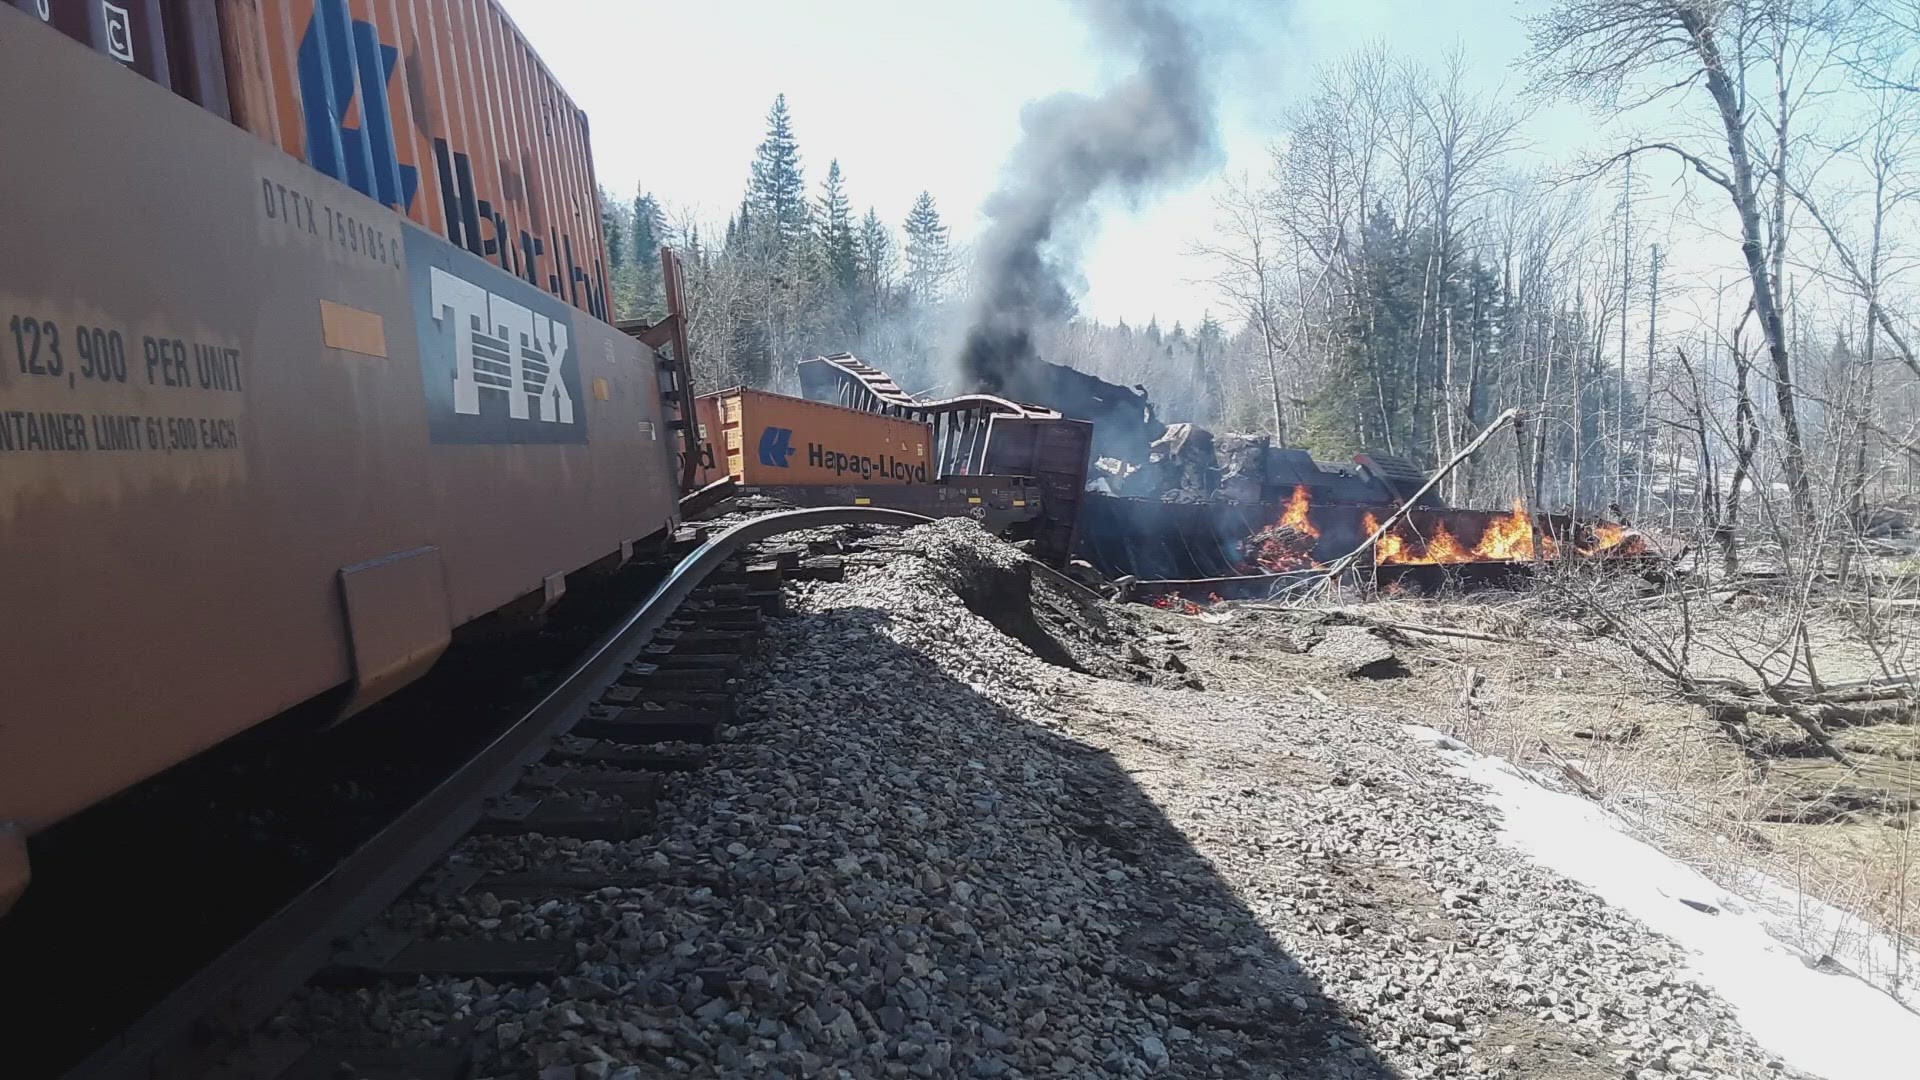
{"left": 592, "top": 377, "right": 611, "bottom": 401}
{"left": 854, "top": 496, "right": 872, "bottom": 505}
{"left": 319, "top": 300, "right": 387, "bottom": 357}
{"left": 968, "top": 496, "right": 982, "bottom": 504}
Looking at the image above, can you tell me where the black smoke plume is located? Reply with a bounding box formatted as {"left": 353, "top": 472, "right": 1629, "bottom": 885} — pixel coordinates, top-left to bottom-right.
{"left": 958, "top": 0, "right": 1226, "bottom": 396}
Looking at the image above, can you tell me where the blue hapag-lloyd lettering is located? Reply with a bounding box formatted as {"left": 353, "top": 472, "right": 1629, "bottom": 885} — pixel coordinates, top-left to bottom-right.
{"left": 805, "top": 442, "right": 927, "bottom": 483}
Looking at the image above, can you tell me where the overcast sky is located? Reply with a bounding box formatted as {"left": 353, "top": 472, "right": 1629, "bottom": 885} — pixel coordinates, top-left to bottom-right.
{"left": 497, "top": 1, "right": 1545, "bottom": 327}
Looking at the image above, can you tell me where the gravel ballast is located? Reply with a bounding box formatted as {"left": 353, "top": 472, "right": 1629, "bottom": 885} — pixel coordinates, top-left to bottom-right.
{"left": 277, "top": 519, "right": 1814, "bottom": 1079}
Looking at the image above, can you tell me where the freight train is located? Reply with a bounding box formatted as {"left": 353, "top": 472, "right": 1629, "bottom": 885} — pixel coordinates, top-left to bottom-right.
{"left": 0, "top": 1, "right": 694, "bottom": 914}
{"left": 0, "top": 1, "right": 1638, "bottom": 918}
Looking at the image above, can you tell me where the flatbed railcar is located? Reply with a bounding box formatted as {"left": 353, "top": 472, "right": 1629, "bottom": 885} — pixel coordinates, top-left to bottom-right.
{"left": 0, "top": 2, "right": 691, "bottom": 913}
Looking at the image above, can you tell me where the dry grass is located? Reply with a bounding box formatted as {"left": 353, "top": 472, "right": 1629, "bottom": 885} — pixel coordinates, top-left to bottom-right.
{"left": 1209, "top": 575, "right": 1920, "bottom": 1007}
{"left": 1462, "top": 594, "right": 1913, "bottom": 1005}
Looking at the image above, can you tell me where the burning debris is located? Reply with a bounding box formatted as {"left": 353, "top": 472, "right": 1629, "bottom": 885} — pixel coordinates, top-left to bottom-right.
{"left": 1244, "top": 485, "right": 1322, "bottom": 572}
{"left": 888, "top": 0, "right": 1652, "bottom": 598}
{"left": 1360, "top": 502, "right": 1646, "bottom": 567}
{"left": 1238, "top": 485, "right": 1648, "bottom": 582}
{"left": 1150, "top": 591, "right": 1224, "bottom": 616}
{"left": 795, "top": 351, "right": 1651, "bottom": 596}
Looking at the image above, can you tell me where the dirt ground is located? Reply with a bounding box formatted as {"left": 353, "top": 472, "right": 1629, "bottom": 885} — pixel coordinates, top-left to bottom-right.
{"left": 1119, "top": 579, "right": 1919, "bottom": 1002}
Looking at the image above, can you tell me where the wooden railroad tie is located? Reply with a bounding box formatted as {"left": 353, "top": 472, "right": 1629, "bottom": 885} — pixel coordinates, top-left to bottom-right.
{"left": 573, "top": 709, "right": 726, "bottom": 745}
{"left": 314, "top": 932, "right": 573, "bottom": 987}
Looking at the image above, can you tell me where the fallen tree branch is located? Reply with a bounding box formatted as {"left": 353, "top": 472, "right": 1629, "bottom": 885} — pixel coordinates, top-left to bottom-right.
{"left": 1537, "top": 742, "right": 1602, "bottom": 799}
{"left": 1335, "top": 614, "right": 1549, "bottom": 648}
{"left": 1697, "top": 696, "right": 1857, "bottom": 763}
{"left": 1239, "top": 602, "right": 1562, "bottom": 648}
{"left": 1370, "top": 620, "right": 1536, "bottom": 645}
{"left": 1581, "top": 589, "right": 1860, "bottom": 766}
{"left": 1690, "top": 672, "right": 1917, "bottom": 707}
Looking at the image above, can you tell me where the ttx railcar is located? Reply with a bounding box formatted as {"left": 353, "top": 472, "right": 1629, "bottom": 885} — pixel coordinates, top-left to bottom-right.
{"left": 0, "top": 0, "right": 698, "bottom": 914}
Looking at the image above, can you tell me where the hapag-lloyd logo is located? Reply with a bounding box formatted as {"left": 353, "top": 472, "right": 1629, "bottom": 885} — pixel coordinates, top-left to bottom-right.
{"left": 755, "top": 425, "right": 923, "bottom": 481}
{"left": 806, "top": 441, "right": 928, "bottom": 483}
{"left": 758, "top": 426, "right": 796, "bottom": 467}
{"left": 406, "top": 226, "right": 586, "bottom": 445}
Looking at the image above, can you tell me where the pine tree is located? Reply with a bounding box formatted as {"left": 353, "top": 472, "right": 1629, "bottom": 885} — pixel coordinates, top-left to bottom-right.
{"left": 747, "top": 94, "right": 808, "bottom": 257}
{"left": 599, "top": 188, "right": 637, "bottom": 318}
{"left": 1195, "top": 313, "right": 1223, "bottom": 353}
{"left": 629, "top": 188, "right": 666, "bottom": 318}
{"left": 604, "top": 199, "right": 626, "bottom": 271}
{"left": 903, "top": 191, "right": 951, "bottom": 303}
{"left": 1193, "top": 313, "right": 1224, "bottom": 424}
{"left": 816, "top": 159, "right": 859, "bottom": 295}
{"left": 725, "top": 196, "right": 752, "bottom": 254}
{"left": 631, "top": 191, "right": 663, "bottom": 268}
{"left": 858, "top": 208, "right": 895, "bottom": 299}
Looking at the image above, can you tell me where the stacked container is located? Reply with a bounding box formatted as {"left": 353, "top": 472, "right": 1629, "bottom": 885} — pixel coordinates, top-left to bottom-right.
{"left": 11, "top": 0, "right": 611, "bottom": 321}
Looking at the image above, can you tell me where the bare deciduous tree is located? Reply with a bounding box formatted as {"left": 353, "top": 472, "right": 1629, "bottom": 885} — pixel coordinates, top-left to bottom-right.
{"left": 1528, "top": 0, "right": 1849, "bottom": 531}
{"left": 1191, "top": 173, "right": 1293, "bottom": 441}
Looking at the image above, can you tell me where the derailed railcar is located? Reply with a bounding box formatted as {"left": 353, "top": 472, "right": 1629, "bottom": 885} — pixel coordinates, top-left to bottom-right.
{"left": 700, "top": 387, "right": 933, "bottom": 489}
{"left": 0, "top": 3, "right": 681, "bottom": 912}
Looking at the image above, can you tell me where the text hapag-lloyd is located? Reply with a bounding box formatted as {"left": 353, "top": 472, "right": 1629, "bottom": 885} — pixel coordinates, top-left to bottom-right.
{"left": 808, "top": 441, "right": 927, "bottom": 483}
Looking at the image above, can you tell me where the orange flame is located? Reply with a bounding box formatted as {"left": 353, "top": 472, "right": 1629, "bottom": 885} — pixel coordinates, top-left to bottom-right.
{"left": 1471, "top": 500, "right": 1554, "bottom": 561}
{"left": 1578, "top": 522, "right": 1646, "bottom": 557}
{"left": 1151, "top": 592, "right": 1217, "bottom": 615}
{"left": 1424, "top": 521, "right": 1468, "bottom": 562}
{"left": 1247, "top": 485, "right": 1323, "bottom": 571}
{"left": 1364, "top": 514, "right": 1474, "bottom": 565}
{"left": 1279, "top": 485, "right": 1321, "bottom": 539}
{"left": 1303, "top": 497, "right": 1642, "bottom": 575}
{"left": 1365, "top": 511, "right": 1414, "bottom": 564}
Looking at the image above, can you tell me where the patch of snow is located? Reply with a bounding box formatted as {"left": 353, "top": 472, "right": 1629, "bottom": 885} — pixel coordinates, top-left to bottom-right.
{"left": 1405, "top": 725, "right": 1918, "bottom": 1080}
{"left": 1731, "top": 868, "right": 1915, "bottom": 1013}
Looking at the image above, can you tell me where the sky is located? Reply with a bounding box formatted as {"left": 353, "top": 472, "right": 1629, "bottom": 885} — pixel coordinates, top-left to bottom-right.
{"left": 497, "top": 0, "right": 1543, "bottom": 328}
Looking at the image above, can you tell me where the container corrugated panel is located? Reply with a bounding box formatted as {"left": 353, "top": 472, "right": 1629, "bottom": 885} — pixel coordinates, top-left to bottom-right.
{"left": 10, "top": 0, "right": 175, "bottom": 87}
{"left": 216, "top": 0, "right": 611, "bottom": 321}
{"left": 714, "top": 387, "right": 932, "bottom": 489}
{"left": 982, "top": 415, "right": 1094, "bottom": 563}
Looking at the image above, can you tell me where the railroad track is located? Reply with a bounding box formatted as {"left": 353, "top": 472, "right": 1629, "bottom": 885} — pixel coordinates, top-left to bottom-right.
{"left": 63, "top": 507, "right": 930, "bottom": 1080}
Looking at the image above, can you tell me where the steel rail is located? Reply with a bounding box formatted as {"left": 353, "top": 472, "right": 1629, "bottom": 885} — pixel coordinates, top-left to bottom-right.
{"left": 64, "top": 506, "right": 933, "bottom": 1080}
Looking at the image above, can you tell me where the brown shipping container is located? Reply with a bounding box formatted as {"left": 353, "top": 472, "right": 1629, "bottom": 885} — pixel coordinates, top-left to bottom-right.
{"left": 214, "top": 0, "right": 612, "bottom": 321}
{"left": 711, "top": 388, "right": 932, "bottom": 488}
{"left": 980, "top": 414, "right": 1094, "bottom": 561}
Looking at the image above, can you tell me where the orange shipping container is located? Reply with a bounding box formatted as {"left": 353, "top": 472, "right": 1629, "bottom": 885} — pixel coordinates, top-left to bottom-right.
{"left": 215, "top": 0, "right": 611, "bottom": 321}
{"left": 708, "top": 387, "right": 932, "bottom": 488}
